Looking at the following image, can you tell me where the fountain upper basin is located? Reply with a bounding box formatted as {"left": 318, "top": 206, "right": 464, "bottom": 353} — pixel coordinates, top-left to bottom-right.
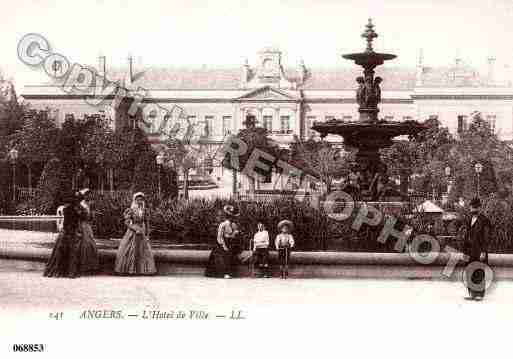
{"left": 343, "top": 52, "right": 397, "bottom": 67}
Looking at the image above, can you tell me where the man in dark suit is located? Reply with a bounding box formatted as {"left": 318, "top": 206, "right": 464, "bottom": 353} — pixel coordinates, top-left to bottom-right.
{"left": 463, "top": 197, "right": 492, "bottom": 301}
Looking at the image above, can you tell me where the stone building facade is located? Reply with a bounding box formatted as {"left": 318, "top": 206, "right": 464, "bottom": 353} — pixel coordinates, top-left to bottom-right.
{"left": 20, "top": 48, "right": 513, "bottom": 192}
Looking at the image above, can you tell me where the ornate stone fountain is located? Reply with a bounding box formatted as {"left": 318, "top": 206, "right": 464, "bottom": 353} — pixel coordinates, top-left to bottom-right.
{"left": 312, "top": 19, "right": 427, "bottom": 201}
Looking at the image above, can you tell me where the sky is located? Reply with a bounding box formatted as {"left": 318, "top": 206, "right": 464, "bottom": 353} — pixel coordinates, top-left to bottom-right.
{"left": 1, "top": 0, "right": 513, "bottom": 90}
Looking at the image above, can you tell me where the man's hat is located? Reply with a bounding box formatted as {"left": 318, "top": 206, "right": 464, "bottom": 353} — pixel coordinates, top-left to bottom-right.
{"left": 75, "top": 188, "right": 90, "bottom": 201}
{"left": 223, "top": 205, "right": 240, "bottom": 217}
{"left": 469, "top": 197, "right": 481, "bottom": 208}
{"left": 133, "top": 192, "right": 145, "bottom": 201}
{"left": 277, "top": 219, "right": 294, "bottom": 231}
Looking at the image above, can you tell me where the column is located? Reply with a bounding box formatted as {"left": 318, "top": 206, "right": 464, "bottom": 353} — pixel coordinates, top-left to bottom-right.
{"left": 274, "top": 107, "right": 280, "bottom": 133}
{"left": 258, "top": 108, "right": 263, "bottom": 127}
{"left": 296, "top": 101, "right": 304, "bottom": 139}
{"left": 292, "top": 107, "right": 298, "bottom": 135}
{"left": 232, "top": 104, "right": 238, "bottom": 134}
{"left": 239, "top": 107, "right": 246, "bottom": 130}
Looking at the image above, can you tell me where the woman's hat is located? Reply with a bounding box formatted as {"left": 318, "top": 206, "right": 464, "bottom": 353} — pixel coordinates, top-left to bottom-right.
{"left": 469, "top": 197, "right": 481, "bottom": 208}
{"left": 75, "top": 188, "right": 90, "bottom": 200}
{"left": 223, "top": 205, "right": 240, "bottom": 217}
{"left": 277, "top": 219, "right": 294, "bottom": 231}
{"left": 133, "top": 192, "right": 145, "bottom": 201}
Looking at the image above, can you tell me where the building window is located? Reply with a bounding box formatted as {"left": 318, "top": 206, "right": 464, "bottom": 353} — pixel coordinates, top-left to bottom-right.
{"left": 402, "top": 116, "right": 412, "bottom": 121}
{"left": 263, "top": 115, "right": 273, "bottom": 132}
{"left": 306, "top": 116, "right": 316, "bottom": 137}
{"left": 245, "top": 112, "right": 258, "bottom": 127}
{"left": 222, "top": 116, "right": 232, "bottom": 136}
{"left": 187, "top": 115, "right": 196, "bottom": 125}
{"left": 385, "top": 115, "right": 394, "bottom": 121}
{"left": 280, "top": 115, "right": 291, "bottom": 134}
{"left": 343, "top": 115, "right": 352, "bottom": 121}
{"left": 187, "top": 116, "right": 198, "bottom": 138}
{"left": 457, "top": 115, "right": 468, "bottom": 133}
{"left": 203, "top": 116, "right": 214, "bottom": 137}
{"left": 486, "top": 114, "right": 497, "bottom": 133}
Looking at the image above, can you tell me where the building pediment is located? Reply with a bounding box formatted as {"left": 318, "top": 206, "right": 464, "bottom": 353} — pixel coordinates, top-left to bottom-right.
{"left": 235, "top": 86, "right": 298, "bottom": 102}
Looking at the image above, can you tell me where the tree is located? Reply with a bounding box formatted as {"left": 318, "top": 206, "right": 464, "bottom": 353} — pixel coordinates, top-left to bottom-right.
{"left": 381, "top": 118, "right": 455, "bottom": 197}
{"left": 164, "top": 137, "right": 196, "bottom": 199}
{"left": 221, "top": 115, "right": 284, "bottom": 194}
{"left": 35, "top": 158, "right": 69, "bottom": 214}
{"left": 449, "top": 112, "right": 507, "bottom": 199}
{"left": 289, "top": 136, "right": 351, "bottom": 194}
{"left": 80, "top": 114, "right": 119, "bottom": 191}
{"left": 0, "top": 79, "right": 23, "bottom": 156}
{"left": 12, "top": 109, "right": 59, "bottom": 190}
{"left": 55, "top": 114, "right": 87, "bottom": 190}
{"left": 380, "top": 140, "right": 417, "bottom": 195}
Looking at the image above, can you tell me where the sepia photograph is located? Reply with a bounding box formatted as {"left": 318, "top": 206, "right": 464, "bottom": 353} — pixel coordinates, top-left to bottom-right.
{"left": 1, "top": 0, "right": 513, "bottom": 357}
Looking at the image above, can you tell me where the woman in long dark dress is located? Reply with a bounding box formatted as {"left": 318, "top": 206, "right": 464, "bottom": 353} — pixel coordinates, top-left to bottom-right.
{"left": 44, "top": 192, "right": 82, "bottom": 278}
{"left": 205, "top": 205, "right": 240, "bottom": 279}
{"left": 75, "top": 188, "right": 100, "bottom": 274}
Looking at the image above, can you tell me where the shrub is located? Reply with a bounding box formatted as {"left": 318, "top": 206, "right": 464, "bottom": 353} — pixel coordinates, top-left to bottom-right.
{"left": 0, "top": 190, "right": 13, "bottom": 215}
{"left": 35, "top": 158, "right": 70, "bottom": 214}
{"left": 15, "top": 198, "right": 43, "bottom": 216}
{"left": 90, "top": 191, "right": 132, "bottom": 239}
{"left": 86, "top": 193, "right": 513, "bottom": 253}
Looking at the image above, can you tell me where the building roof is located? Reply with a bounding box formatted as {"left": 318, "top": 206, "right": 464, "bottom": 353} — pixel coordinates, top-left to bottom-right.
{"left": 420, "top": 64, "right": 486, "bottom": 88}
{"left": 301, "top": 66, "right": 417, "bottom": 90}
{"left": 39, "top": 64, "right": 417, "bottom": 90}
{"left": 32, "top": 59, "right": 508, "bottom": 92}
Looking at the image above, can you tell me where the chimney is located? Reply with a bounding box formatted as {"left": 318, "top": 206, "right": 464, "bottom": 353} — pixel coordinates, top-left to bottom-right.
{"left": 415, "top": 49, "right": 424, "bottom": 87}
{"left": 240, "top": 59, "right": 250, "bottom": 88}
{"left": 98, "top": 54, "right": 106, "bottom": 77}
{"left": 126, "top": 54, "right": 133, "bottom": 85}
{"left": 487, "top": 56, "right": 496, "bottom": 86}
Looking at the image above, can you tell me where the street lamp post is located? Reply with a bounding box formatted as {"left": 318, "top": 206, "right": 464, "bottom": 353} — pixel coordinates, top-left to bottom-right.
{"left": 8, "top": 148, "right": 19, "bottom": 203}
{"left": 444, "top": 166, "right": 451, "bottom": 205}
{"left": 474, "top": 162, "right": 483, "bottom": 198}
{"left": 156, "top": 152, "right": 165, "bottom": 199}
{"left": 445, "top": 166, "right": 451, "bottom": 193}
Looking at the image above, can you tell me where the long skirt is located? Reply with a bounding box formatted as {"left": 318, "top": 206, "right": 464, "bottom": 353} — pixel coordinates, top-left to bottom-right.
{"left": 44, "top": 232, "right": 78, "bottom": 278}
{"left": 114, "top": 230, "right": 157, "bottom": 275}
{"left": 205, "top": 245, "right": 231, "bottom": 278}
{"left": 76, "top": 222, "right": 100, "bottom": 274}
{"left": 44, "top": 223, "right": 99, "bottom": 278}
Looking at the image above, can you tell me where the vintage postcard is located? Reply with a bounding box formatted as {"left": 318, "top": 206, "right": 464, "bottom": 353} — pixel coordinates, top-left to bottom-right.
{"left": 1, "top": 0, "right": 513, "bottom": 357}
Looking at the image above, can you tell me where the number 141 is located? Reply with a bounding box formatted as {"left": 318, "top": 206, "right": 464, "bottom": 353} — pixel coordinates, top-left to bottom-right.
{"left": 49, "top": 312, "right": 63, "bottom": 320}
